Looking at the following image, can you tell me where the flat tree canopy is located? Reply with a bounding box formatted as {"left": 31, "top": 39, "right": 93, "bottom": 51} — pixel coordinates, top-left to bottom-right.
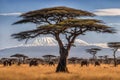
{"left": 108, "top": 42, "right": 120, "bottom": 48}
{"left": 12, "top": 6, "right": 116, "bottom": 72}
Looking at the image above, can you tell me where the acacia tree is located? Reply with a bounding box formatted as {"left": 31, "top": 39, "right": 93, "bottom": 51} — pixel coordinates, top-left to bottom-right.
{"left": 86, "top": 48, "right": 101, "bottom": 62}
{"left": 108, "top": 42, "right": 120, "bottom": 67}
{"left": 104, "top": 55, "right": 109, "bottom": 64}
{"left": 98, "top": 56, "right": 104, "bottom": 63}
{"left": 11, "top": 6, "right": 116, "bottom": 72}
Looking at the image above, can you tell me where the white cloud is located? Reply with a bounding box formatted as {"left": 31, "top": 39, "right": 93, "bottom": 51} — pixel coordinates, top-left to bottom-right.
{"left": 0, "top": 12, "right": 22, "bottom": 16}
{"left": 94, "top": 8, "right": 120, "bottom": 16}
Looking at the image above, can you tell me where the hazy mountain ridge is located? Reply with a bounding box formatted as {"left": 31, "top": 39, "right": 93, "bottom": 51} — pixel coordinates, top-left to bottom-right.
{"left": 0, "top": 37, "right": 117, "bottom": 58}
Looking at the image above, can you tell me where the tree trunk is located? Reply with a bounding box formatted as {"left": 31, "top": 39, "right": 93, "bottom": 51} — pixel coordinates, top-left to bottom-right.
{"left": 113, "top": 53, "right": 117, "bottom": 67}
{"left": 93, "top": 54, "right": 96, "bottom": 62}
{"left": 113, "top": 48, "right": 118, "bottom": 67}
{"left": 56, "top": 47, "right": 69, "bottom": 72}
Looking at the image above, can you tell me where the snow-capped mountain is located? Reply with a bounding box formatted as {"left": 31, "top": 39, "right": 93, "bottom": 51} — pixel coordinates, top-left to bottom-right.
{"left": 12, "top": 37, "right": 89, "bottom": 47}
{"left": 32, "top": 37, "right": 58, "bottom": 46}
{"left": 30, "top": 37, "right": 90, "bottom": 46}
{"left": 74, "top": 39, "right": 89, "bottom": 46}
{"left": 0, "top": 37, "right": 119, "bottom": 58}
{"left": 91, "top": 43, "right": 108, "bottom": 48}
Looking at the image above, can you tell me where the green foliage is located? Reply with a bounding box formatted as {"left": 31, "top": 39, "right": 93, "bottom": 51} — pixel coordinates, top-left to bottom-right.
{"left": 108, "top": 42, "right": 120, "bottom": 48}
{"left": 13, "top": 6, "right": 94, "bottom": 25}
{"left": 86, "top": 48, "right": 101, "bottom": 55}
{"left": 12, "top": 6, "right": 116, "bottom": 49}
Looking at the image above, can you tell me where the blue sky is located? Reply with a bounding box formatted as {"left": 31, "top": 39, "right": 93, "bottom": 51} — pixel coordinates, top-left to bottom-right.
{"left": 0, "top": 0, "right": 120, "bottom": 49}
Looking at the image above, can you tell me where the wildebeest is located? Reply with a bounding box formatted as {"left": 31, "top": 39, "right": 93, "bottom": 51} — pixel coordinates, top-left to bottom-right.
{"left": 81, "top": 60, "right": 89, "bottom": 67}
{"left": 3, "top": 60, "right": 12, "bottom": 66}
{"left": 17, "top": 61, "right": 21, "bottom": 66}
{"left": 94, "top": 61, "right": 100, "bottom": 66}
{"left": 29, "top": 59, "right": 38, "bottom": 67}
{"left": 49, "top": 61, "right": 55, "bottom": 66}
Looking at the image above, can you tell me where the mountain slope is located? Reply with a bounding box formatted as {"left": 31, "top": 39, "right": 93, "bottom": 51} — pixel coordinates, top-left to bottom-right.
{"left": 32, "top": 37, "right": 58, "bottom": 46}
{"left": 0, "top": 37, "right": 118, "bottom": 58}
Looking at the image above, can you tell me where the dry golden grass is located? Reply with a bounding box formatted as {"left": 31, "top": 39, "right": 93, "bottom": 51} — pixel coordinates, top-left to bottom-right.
{"left": 0, "top": 64, "right": 120, "bottom": 80}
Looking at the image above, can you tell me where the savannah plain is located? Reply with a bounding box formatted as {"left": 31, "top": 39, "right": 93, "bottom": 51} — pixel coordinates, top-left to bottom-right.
{"left": 0, "top": 64, "right": 120, "bottom": 80}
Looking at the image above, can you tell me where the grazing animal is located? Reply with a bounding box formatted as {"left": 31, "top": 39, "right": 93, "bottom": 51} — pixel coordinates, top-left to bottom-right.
{"left": 81, "top": 60, "right": 89, "bottom": 67}
{"left": 95, "top": 61, "right": 100, "bottom": 66}
{"left": 3, "top": 60, "right": 12, "bottom": 66}
{"left": 29, "top": 59, "right": 38, "bottom": 67}
{"left": 3, "top": 60, "right": 8, "bottom": 66}
{"left": 49, "top": 61, "right": 55, "bottom": 66}
{"left": 8, "top": 60, "right": 12, "bottom": 66}
{"left": 17, "top": 61, "right": 21, "bottom": 66}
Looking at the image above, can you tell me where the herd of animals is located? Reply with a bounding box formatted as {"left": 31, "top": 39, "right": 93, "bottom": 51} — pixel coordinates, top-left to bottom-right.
{"left": 0, "top": 58, "right": 55, "bottom": 67}
{"left": 0, "top": 56, "right": 120, "bottom": 67}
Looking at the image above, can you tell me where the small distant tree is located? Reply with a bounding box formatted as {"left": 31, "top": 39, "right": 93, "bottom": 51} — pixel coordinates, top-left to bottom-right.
{"left": 98, "top": 56, "right": 104, "bottom": 63}
{"left": 108, "top": 42, "right": 120, "bottom": 67}
{"left": 86, "top": 48, "right": 101, "bottom": 62}
{"left": 11, "top": 6, "right": 116, "bottom": 72}
{"left": 104, "top": 55, "right": 109, "bottom": 64}
{"left": 42, "top": 55, "right": 56, "bottom": 62}
{"left": 10, "top": 53, "right": 28, "bottom": 65}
